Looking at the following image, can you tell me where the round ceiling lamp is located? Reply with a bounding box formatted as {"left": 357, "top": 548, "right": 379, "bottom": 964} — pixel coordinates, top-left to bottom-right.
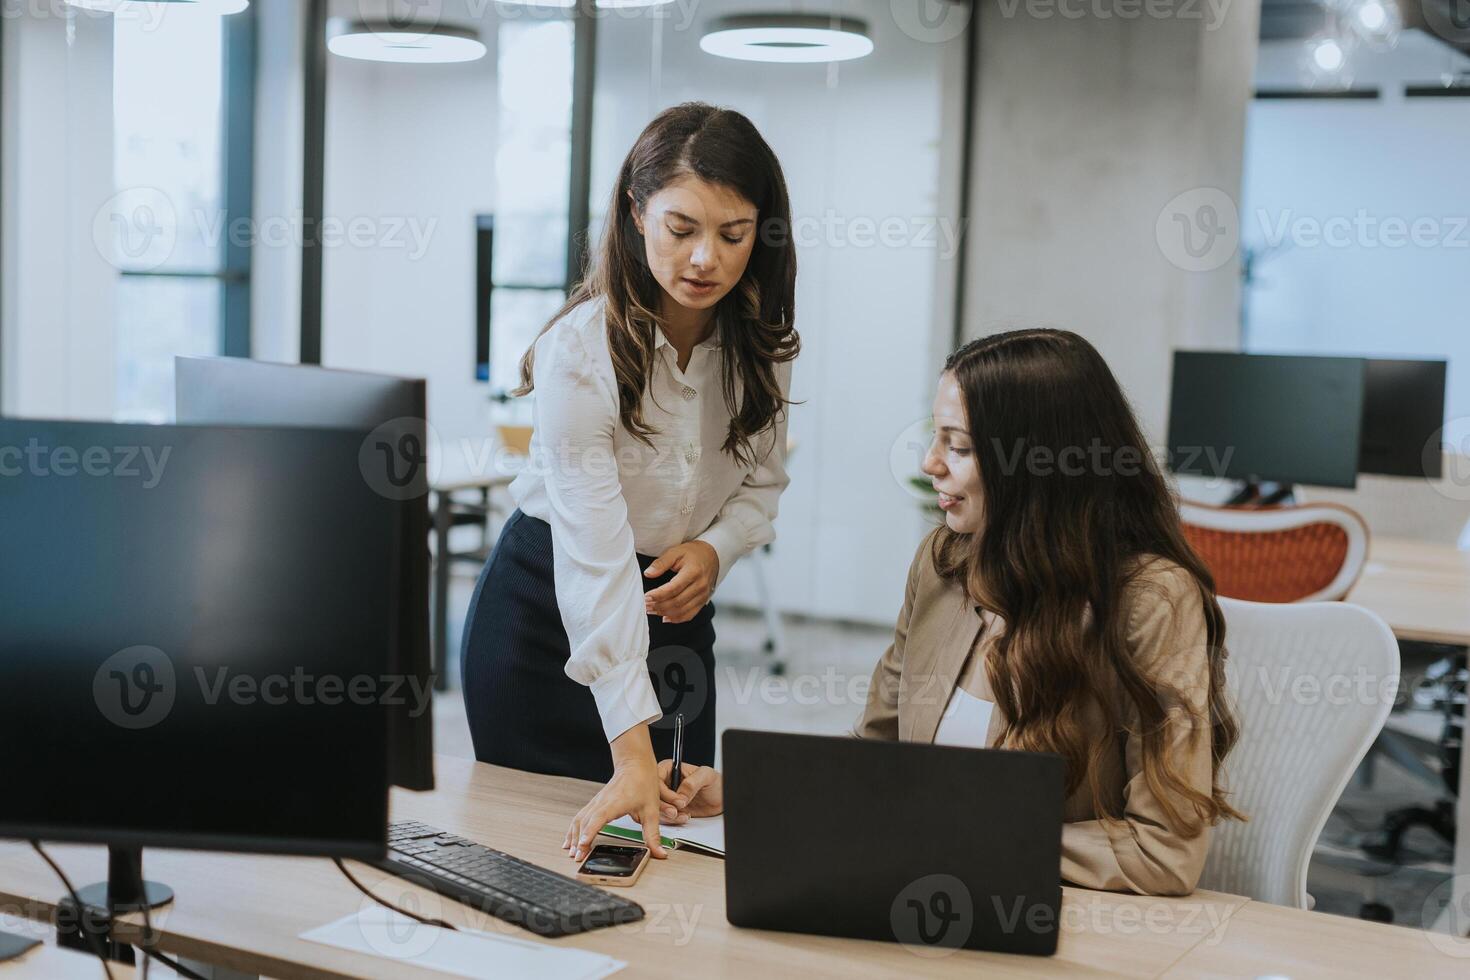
{"left": 66, "top": 0, "right": 249, "bottom": 12}
{"left": 1311, "top": 37, "right": 1346, "bottom": 73}
{"left": 327, "top": 19, "right": 487, "bottom": 64}
{"left": 700, "top": 14, "right": 873, "bottom": 64}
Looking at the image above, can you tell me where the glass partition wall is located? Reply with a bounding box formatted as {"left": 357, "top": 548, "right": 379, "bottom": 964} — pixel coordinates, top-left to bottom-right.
{"left": 0, "top": 1, "right": 967, "bottom": 628}
{"left": 315, "top": 1, "right": 966, "bottom": 624}
{"left": 0, "top": 2, "right": 255, "bottom": 422}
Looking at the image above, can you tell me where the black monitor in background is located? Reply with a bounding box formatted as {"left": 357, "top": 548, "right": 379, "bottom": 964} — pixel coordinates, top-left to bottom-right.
{"left": 1166, "top": 351, "right": 1366, "bottom": 490}
{"left": 175, "top": 356, "right": 434, "bottom": 792}
{"left": 1361, "top": 358, "right": 1447, "bottom": 479}
{"left": 0, "top": 419, "right": 399, "bottom": 916}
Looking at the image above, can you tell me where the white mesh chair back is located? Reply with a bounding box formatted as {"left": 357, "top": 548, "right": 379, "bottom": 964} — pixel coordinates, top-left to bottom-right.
{"left": 1199, "top": 598, "right": 1398, "bottom": 907}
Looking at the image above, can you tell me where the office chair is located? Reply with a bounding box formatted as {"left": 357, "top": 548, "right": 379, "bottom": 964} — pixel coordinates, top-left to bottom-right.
{"left": 1179, "top": 501, "right": 1369, "bottom": 602}
{"left": 1184, "top": 501, "right": 1457, "bottom": 916}
{"left": 1199, "top": 598, "right": 1399, "bottom": 908}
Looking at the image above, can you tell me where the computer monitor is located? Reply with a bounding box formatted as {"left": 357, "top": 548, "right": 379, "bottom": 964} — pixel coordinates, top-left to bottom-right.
{"left": 1360, "top": 358, "right": 1447, "bottom": 479}
{"left": 0, "top": 419, "right": 399, "bottom": 912}
{"left": 1166, "top": 351, "right": 1366, "bottom": 490}
{"left": 175, "top": 356, "right": 434, "bottom": 792}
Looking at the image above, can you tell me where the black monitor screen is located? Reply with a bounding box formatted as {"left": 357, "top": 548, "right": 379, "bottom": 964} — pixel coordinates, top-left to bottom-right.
{"left": 1361, "top": 358, "right": 1447, "bottom": 479}
{"left": 0, "top": 420, "right": 397, "bottom": 857}
{"left": 176, "top": 356, "right": 434, "bottom": 793}
{"left": 1167, "top": 351, "right": 1365, "bottom": 489}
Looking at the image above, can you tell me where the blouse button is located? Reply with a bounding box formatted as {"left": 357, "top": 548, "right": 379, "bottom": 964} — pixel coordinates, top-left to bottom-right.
{"left": 680, "top": 502, "right": 695, "bottom": 515}
{"left": 680, "top": 385, "right": 697, "bottom": 401}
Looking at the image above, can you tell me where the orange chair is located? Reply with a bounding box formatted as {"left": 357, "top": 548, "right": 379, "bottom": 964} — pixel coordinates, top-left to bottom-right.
{"left": 1179, "top": 501, "right": 1370, "bottom": 603}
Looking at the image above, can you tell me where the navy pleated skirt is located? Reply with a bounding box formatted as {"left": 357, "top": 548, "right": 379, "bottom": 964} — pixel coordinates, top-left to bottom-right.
{"left": 460, "top": 509, "right": 717, "bottom": 783}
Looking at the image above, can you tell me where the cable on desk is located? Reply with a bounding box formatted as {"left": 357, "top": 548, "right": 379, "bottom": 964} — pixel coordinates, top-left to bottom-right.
{"left": 333, "top": 858, "right": 459, "bottom": 931}
{"left": 29, "top": 840, "right": 116, "bottom": 980}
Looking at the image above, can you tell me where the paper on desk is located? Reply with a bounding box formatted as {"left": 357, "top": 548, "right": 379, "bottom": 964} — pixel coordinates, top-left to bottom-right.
{"left": 301, "top": 908, "right": 625, "bottom": 980}
{"left": 604, "top": 814, "right": 724, "bottom": 856}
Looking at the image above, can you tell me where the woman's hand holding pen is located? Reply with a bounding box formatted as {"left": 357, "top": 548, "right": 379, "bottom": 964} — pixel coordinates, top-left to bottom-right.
{"left": 644, "top": 541, "right": 719, "bottom": 624}
{"left": 656, "top": 761, "right": 724, "bottom": 822}
{"left": 564, "top": 724, "right": 668, "bottom": 863}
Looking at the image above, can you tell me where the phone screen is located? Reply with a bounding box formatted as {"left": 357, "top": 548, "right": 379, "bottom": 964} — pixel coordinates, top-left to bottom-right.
{"left": 578, "top": 844, "right": 646, "bottom": 877}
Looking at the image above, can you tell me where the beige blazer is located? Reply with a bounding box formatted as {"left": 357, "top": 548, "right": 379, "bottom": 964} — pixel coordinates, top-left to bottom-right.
{"left": 854, "top": 529, "right": 1218, "bottom": 897}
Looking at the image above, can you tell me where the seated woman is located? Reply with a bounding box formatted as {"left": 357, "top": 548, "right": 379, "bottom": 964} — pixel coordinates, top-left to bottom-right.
{"left": 652, "top": 328, "right": 1244, "bottom": 897}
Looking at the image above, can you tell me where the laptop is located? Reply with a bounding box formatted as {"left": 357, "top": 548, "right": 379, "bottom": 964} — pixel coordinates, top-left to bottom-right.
{"left": 722, "top": 730, "right": 1065, "bottom": 957}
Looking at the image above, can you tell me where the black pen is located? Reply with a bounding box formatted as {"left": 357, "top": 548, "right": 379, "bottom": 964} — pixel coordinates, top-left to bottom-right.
{"left": 669, "top": 712, "right": 685, "bottom": 793}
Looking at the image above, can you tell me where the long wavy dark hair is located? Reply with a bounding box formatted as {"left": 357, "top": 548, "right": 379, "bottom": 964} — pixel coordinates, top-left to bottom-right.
{"left": 931, "top": 328, "right": 1243, "bottom": 835}
{"left": 515, "top": 102, "right": 799, "bottom": 467}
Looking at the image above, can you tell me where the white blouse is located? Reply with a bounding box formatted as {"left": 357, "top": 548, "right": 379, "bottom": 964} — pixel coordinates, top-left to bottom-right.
{"left": 509, "top": 299, "right": 793, "bottom": 743}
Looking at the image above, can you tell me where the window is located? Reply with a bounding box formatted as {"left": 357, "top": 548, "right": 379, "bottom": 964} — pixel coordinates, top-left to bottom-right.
{"left": 109, "top": 6, "right": 254, "bottom": 422}
{"left": 476, "top": 18, "right": 574, "bottom": 398}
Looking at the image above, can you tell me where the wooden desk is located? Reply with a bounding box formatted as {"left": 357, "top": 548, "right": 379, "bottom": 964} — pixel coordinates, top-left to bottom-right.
{"left": 1349, "top": 536, "right": 1470, "bottom": 646}
{"left": 1161, "top": 899, "right": 1468, "bottom": 979}
{"left": 1, "top": 757, "right": 1460, "bottom": 979}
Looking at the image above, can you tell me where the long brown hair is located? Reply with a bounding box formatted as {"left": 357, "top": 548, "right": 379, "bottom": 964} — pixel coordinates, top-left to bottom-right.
{"left": 932, "top": 328, "right": 1243, "bottom": 834}
{"left": 515, "top": 102, "right": 799, "bottom": 467}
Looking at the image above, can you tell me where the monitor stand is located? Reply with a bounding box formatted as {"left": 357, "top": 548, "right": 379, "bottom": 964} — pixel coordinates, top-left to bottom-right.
{"left": 56, "top": 846, "right": 173, "bottom": 966}
{"left": 1225, "top": 480, "right": 1296, "bottom": 508}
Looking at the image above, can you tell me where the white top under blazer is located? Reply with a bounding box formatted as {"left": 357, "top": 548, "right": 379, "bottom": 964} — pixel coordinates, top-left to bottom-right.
{"left": 509, "top": 298, "right": 793, "bottom": 742}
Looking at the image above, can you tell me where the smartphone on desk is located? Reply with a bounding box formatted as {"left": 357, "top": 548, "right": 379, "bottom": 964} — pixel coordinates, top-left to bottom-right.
{"left": 576, "top": 843, "right": 650, "bottom": 887}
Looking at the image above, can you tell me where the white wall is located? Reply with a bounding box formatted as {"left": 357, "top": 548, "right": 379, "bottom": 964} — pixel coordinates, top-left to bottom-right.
{"left": 590, "top": 0, "right": 964, "bottom": 624}
{"left": 319, "top": 0, "right": 500, "bottom": 446}
{"left": 0, "top": 7, "right": 117, "bottom": 420}
{"left": 1243, "top": 32, "right": 1470, "bottom": 447}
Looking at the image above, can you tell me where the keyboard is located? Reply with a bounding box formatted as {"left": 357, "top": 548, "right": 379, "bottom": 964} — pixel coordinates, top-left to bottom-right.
{"left": 376, "top": 820, "right": 644, "bottom": 937}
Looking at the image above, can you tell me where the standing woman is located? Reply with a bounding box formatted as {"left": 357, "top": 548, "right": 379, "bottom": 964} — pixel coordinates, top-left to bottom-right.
{"left": 461, "top": 103, "right": 799, "bottom": 863}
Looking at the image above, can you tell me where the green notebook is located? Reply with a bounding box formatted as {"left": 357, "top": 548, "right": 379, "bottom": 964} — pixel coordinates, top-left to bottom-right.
{"left": 599, "top": 814, "right": 725, "bottom": 857}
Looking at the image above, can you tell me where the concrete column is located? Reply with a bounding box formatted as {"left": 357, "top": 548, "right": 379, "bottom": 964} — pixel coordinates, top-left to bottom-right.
{"left": 960, "top": 0, "right": 1262, "bottom": 440}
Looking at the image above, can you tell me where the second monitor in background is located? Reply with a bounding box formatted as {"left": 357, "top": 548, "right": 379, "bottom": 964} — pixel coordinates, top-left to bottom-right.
{"left": 1360, "top": 358, "right": 1447, "bottom": 480}
{"left": 1167, "top": 351, "right": 1367, "bottom": 501}
{"left": 176, "top": 356, "right": 435, "bottom": 792}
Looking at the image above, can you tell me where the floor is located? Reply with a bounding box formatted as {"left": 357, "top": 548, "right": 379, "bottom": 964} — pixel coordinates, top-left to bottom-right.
{"left": 435, "top": 564, "right": 1459, "bottom": 932}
